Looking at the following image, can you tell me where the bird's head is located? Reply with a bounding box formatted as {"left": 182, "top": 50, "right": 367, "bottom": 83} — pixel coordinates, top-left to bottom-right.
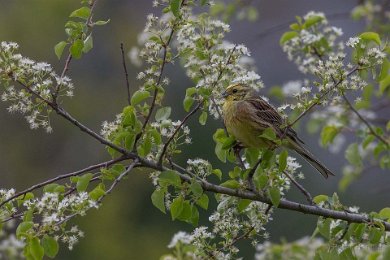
{"left": 222, "top": 83, "right": 254, "bottom": 101}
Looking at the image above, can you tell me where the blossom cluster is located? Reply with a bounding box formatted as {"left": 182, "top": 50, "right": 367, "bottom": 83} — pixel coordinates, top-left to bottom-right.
{"left": 186, "top": 158, "right": 212, "bottom": 179}
{"left": 20, "top": 192, "right": 97, "bottom": 250}
{"left": 0, "top": 42, "right": 74, "bottom": 132}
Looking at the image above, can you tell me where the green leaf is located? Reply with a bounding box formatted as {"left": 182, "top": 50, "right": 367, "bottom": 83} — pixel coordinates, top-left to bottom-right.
{"left": 54, "top": 41, "right": 67, "bottom": 60}
{"left": 237, "top": 199, "right": 251, "bottom": 213}
{"left": 183, "top": 96, "right": 194, "bottom": 112}
{"left": 94, "top": 19, "right": 110, "bottom": 26}
{"left": 260, "top": 128, "right": 277, "bottom": 141}
{"left": 369, "top": 227, "right": 383, "bottom": 244}
{"left": 222, "top": 136, "right": 236, "bottom": 150}
{"left": 16, "top": 221, "right": 33, "bottom": 238}
{"left": 320, "top": 125, "right": 339, "bottom": 146}
{"left": 317, "top": 218, "right": 331, "bottom": 239}
{"left": 159, "top": 170, "right": 181, "bottom": 187}
{"left": 254, "top": 168, "right": 268, "bottom": 190}
{"left": 220, "top": 180, "right": 240, "bottom": 189}
{"left": 245, "top": 148, "right": 260, "bottom": 167}
{"left": 268, "top": 187, "right": 281, "bottom": 207}
{"left": 82, "top": 34, "right": 93, "bottom": 53}
{"left": 42, "top": 235, "right": 59, "bottom": 258}
{"left": 379, "top": 208, "right": 390, "bottom": 221}
{"left": 212, "top": 169, "right": 222, "bottom": 180}
{"left": 360, "top": 32, "right": 381, "bottom": 45}
{"left": 89, "top": 185, "right": 105, "bottom": 200}
{"left": 313, "top": 195, "right": 328, "bottom": 204}
{"left": 280, "top": 31, "right": 299, "bottom": 45}
{"left": 29, "top": 237, "right": 44, "bottom": 260}
{"left": 196, "top": 194, "right": 209, "bottom": 210}
{"left": 260, "top": 149, "right": 275, "bottom": 169}
{"left": 214, "top": 142, "right": 226, "bottom": 163}
{"left": 345, "top": 143, "right": 362, "bottom": 167}
{"left": 303, "top": 15, "right": 323, "bottom": 28}
{"left": 70, "top": 39, "right": 84, "bottom": 59}
{"left": 170, "top": 0, "right": 181, "bottom": 17}
{"left": 190, "top": 204, "right": 199, "bottom": 226}
{"left": 190, "top": 181, "right": 203, "bottom": 196}
{"left": 278, "top": 149, "right": 288, "bottom": 171}
{"left": 379, "top": 58, "right": 390, "bottom": 81}
{"left": 69, "top": 6, "right": 91, "bottom": 19}
{"left": 199, "top": 111, "right": 208, "bottom": 125}
{"left": 151, "top": 188, "right": 166, "bottom": 213}
{"left": 155, "top": 107, "right": 171, "bottom": 121}
{"left": 76, "top": 173, "right": 93, "bottom": 192}
{"left": 228, "top": 166, "right": 241, "bottom": 179}
{"left": 131, "top": 90, "right": 150, "bottom": 105}
{"left": 379, "top": 74, "right": 390, "bottom": 94}
{"left": 170, "top": 196, "right": 184, "bottom": 220}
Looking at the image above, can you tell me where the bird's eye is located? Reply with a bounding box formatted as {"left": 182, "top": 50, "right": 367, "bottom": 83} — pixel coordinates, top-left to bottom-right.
{"left": 232, "top": 89, "right": 238, "bottom": 93}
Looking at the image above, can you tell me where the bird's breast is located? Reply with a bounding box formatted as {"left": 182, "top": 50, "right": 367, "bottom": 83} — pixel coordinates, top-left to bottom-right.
{"left": 223, "top": 101, "right": 271, "bottom": 148}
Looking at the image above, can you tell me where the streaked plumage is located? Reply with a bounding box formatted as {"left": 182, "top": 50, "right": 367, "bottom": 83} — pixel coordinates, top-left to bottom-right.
{"left": 222, "top": 83, "right": 334, "bottom": 178}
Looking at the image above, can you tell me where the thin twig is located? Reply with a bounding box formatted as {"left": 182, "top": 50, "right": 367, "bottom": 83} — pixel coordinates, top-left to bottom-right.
{"left": 56, "top": 159, "right": 139, "bottom": 226}
{"left": 247, "top": 157, "right": 262, "bottom": 191}
{"left": 281, "top": 170, "right": 314, "bottom": 205}
{"left": 228, "top": 226, "right": 255, "bottom": 247}
{"left": 342, "top": 93, "right": 389, "bottom": 146}
{"left": 158, "top": 101, "right": 203, "bottom": 166}
{"left": 120, "top": 43, "right": 131, "bottom": 105}
{"left": 98, "top": 159, "right": 139, "bottom": 203}
{"left": 0, "top": 156, "right": 128, "bottom": 208}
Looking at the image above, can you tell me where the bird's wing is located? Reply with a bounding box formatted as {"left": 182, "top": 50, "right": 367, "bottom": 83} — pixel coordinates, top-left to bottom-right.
{"left": 246, "top": 98, "right": 284, "bottom": 126}
{"left": 242, "top": 98, "right": 305, "bottom": 144}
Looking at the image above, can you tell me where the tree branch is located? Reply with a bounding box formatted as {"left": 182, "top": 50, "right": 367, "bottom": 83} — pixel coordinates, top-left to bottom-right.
{"left": 136, "top": 156, "right": 390, "bottom": 231}
{"left": 0, "top": 156, "right": 129, "bottom": 208}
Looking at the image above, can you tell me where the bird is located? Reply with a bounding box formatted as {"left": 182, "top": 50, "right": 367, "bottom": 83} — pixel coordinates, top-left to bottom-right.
{"left": 221, "top": 83, "right": 335, "bottom": 178}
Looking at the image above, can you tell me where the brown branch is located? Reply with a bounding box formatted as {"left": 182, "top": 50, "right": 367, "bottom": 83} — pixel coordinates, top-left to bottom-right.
{"left": 288, "top": 66, "right": 359, "bottom": 127}
{"left": 158, "top": 101, "right": 203, "bottom": 166}
{"left": 136, "top": 156, "right": 390, "bottom": 231}
{"left": 120, "top": 43, "right": 131, "bottom": 105}
{"left": 342, "top": 93, "right": 389, "bottom": 147}
{"left": 15, "top": 80, "right": 134, "bottom": 157}
{"left": 0, "top": 156, "right": 128, "bottom": 208}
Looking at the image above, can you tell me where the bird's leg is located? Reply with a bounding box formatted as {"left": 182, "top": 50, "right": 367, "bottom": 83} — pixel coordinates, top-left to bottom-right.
{"left": 247, "top": 157, "right": 262, "bottom": 192}
{"left": 233, "top": 142, "right": 245, "bottom": 168}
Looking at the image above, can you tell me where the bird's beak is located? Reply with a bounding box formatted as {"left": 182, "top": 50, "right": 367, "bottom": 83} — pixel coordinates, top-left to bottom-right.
{"left": 221, "top": 91, "right": 229, "bottom": 98}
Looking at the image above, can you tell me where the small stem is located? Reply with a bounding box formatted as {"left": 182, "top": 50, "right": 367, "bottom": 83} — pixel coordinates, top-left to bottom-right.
{"left": 120, "top": 43, "right": 131, "bottom": 105}
{"left": 282, "top": 170, "right": 314, "bottom": 205}
{"left": 158, "top": 102, "right": 203, "bottom": 166}
{"left": 342, "top": 93, "right": 389, "bottom": 147}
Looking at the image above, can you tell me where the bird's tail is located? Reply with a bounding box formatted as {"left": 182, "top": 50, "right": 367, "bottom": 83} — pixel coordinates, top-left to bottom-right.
{"left": 288, "top": 140, "right": 335, "bottom": 179}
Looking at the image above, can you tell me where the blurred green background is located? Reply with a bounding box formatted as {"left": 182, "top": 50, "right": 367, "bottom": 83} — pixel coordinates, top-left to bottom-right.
{"left": 1, "top": 0, "right": 389, "bottom": 259}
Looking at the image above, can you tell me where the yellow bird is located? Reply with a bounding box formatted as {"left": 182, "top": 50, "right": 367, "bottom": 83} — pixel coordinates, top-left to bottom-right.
{"left": 222, "top": 83, "right": 335, "bottom": 178}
